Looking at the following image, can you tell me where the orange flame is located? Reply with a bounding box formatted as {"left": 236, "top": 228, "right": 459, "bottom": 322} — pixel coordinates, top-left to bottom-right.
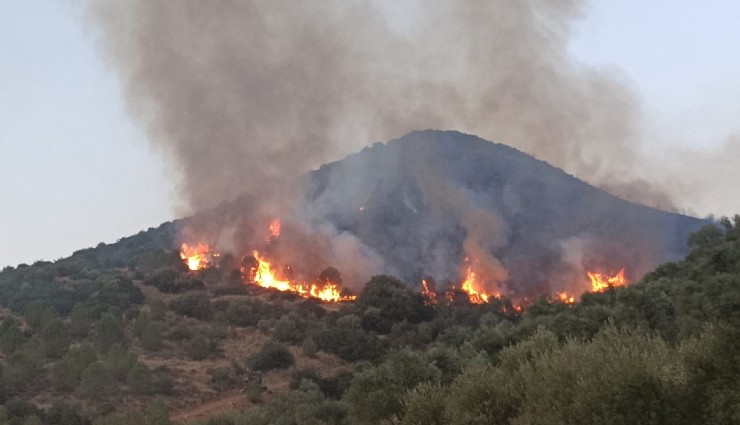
{"left": 267, "top": 219, "right": 281, "bottom": 241}
{"left": 248, "top": 250, "right": 356, "bottom": 302}
{"left": 421, "top": 279, "right": 438, "bottom": 305}
{"left": 460, "top": 266, "right": 491, "bottom": 304}
{"left": 180, "top": 243, "right": 214, "bottom": 271}
{"left": 555, "top": 292, "right": 576, "bottom": 304}
{"left": 587, "top": 268, "right": 627, "bottom": 292}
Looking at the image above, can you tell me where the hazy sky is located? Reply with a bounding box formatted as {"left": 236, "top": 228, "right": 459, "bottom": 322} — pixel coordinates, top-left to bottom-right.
{"left": 2, "top": 1, "right": 739, "bottom": 268}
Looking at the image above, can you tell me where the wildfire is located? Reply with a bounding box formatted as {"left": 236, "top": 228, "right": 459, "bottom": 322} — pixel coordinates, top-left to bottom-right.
{"left": 587, "top": 268, "right": 627, "bottom": 292}
{"left": 248, "top": 250, "right": 356, "bottom": 302}
{"left": 555, "top": 292, "right": 576, "bottom": 304}
{"left": 267, "top": 219, "right": 281, "bottom": 241}
{"left": 421, "top": 279, "right": 438, "bottom": 305}
{"left": 180, "top": 243, "right": 214, "bottom": 271}
{"left": 460, "top": 266, "right": 491, "bottom": 304}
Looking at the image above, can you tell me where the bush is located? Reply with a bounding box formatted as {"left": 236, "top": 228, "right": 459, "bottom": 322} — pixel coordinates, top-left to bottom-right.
{"left": 127, "top": 362, "right": 154, "bottom": 395}
{"left": 41, "top": 318, "right": 71, "bottom": 358}
{"left": 314, "top": 327, "right": 385, "bottom": 362}
{"left": 170, "top": 293, "right": 211, "bottom": 320}
{"left": 51, "top": 344, "right": 97, "bottom": 391}
{"left": 140, "top": 322, "right": 165, "bottom": 352}
{"left": 94, "top": 313, "right": 126, "bottom": 352}
{"left": 186, "top": 334, "right": 213, "bottom": 361}
{"left": 210, "top": 368, "right": 236, "bottom": 392}
{"left": 247, "top": 342, "right": 294, "bottom": 371}
{"left": 302, "top": 337, "right": 318, "bottom": 358}
{"left": 79, "top": 362, "right": 116, "bottom": 400}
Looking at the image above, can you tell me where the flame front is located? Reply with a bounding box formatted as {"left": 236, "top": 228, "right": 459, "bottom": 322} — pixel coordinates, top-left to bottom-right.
{"left": 421, "top": 279, "right": 438, "bottom": 305}
{"left": 180, "top": 243, "right": 213, "bottom": 271}
{"left": 555, "top": 292, "right": 576, "bottom": 304}
{"left": 249, "top": 250, "right": 355, "bottom": 302}
{"left": 460, "top": 267, "right": 491, "bottom": 304}
{"left": 587, "top": 268, "right": 627, "bottom": 292}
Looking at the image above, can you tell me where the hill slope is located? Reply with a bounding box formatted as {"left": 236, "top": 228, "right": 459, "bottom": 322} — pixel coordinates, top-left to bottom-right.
{"left": 297, "top": 130, "right": 707, "bottom": 296}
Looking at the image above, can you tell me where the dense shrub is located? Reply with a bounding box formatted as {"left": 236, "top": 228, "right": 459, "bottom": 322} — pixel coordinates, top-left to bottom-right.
{"left": 247, "top": 342, "right": 294, "bottom": 371}
{"left": 170, "top": 293, "right": 211, "bottom": 320}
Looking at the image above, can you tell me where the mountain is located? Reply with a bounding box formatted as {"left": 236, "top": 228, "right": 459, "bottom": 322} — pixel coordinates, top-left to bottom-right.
{"left": 296, "top": 130, "right": 707, "bottom": 296}
{"left": 33, "top": 130, "right": 708, "bottom": 300}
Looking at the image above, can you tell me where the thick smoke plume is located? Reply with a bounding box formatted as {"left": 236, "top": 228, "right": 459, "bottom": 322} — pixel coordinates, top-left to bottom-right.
{"left": 85, "top": 0, "right": 653, "bottom": 212}
{"left": 83, "top": 0, "right": 722, "bottom": 292}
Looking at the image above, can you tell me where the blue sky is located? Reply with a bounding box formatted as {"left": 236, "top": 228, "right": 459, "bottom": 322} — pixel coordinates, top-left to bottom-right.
{"left": 1, "top": 1, "right": 739, "bottom": 267}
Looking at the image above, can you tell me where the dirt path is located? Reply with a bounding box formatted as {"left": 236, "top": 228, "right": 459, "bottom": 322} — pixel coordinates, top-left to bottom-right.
{"left": 170, "top": 392, "right": 250, "bottom": 423}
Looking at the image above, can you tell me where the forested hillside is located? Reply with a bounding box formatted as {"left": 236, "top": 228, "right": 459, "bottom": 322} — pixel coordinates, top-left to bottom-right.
{"left": 0, "top": 217, "right": 737, "bottom": 424}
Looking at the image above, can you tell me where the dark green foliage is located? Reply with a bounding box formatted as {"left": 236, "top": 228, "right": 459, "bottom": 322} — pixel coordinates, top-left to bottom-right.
{"left": 356, "top": 275, "right": 433, "bottom": 334}
{"left": 241, "top": 381, "right": 347, "bottom": 424}
{"left": 289, "top": 368, "right": 353, "bottom": 400}
{"left": 40, "top": 318, "right": 71, "bottom": 358}
{"left": 224, "top": 298, "right": 277, "bottom": 327}
{"left": 140, "top": 322, "right": 165, "bottom": 352}
{"left": 24, "top": 301, "right": 58, "bottom": 330}
{"left": 247, "top": 342, "right": 294, "bottom": 371}
{"left": 127, "top": 362, "right": 154, "bottom": 395}
{"left": 3, "top": 353, "right": 41, "bottom": 395}
{"left": 103, "top": 343, "right": 137, "bottom": 382}
{"left": 344, "top": 349, "right": 442, "bottom": 424}
{"left": 151, "top": 366, "right": 175, "bottom": 395}
{"left": 132, "top": 312, "right": 151, "bottom": 338}
{"left": 93, "top": 313, "right": 126, "bottom": 352}
{"left": 51, "top": 344, "right": 97, "bottom": 391}
{"left": 186, "top": 334, "right": 214, "bottom": 360}
{"left": 272, "top": 312, "right": 317, "bottom": 345}
{"left": 79, "top": 362, "right": 116, "bottom": 400}
{"left": 314, "top": 326, "right": 384, "bottom": 362}
{"left": 144, "top": 267, "right": 205, "bottom": 294}
{"left": 210, "top": 368, "right": 237, "bottom": 392}
{"left": 302, "top": 336, "right": 318, "bottom": 358}
{"left": 144, "top": 397, "right": 172, "bottom": 425}
{"left": 170, "top": 293, "right": 211, "bottom": 320}
{"left": 47, "top": 401, "right": 87, "bottom": 425}
{"left": 0, "top": 319, "right": 25, "bottom": 354}
{"left": 69, "top": 303, "right": 92, "bottom": 338}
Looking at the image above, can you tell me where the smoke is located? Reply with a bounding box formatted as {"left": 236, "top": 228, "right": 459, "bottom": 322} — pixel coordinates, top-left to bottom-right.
{"left": 82, "top": 0, "right": 721, "bottom": 292}
{"left": 83, "top": 0, "right": 665, "bottom": 213}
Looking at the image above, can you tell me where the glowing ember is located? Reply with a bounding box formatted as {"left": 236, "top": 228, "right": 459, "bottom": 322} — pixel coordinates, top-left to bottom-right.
{"left": 587, "top": 268, "right": 627, "bottom": 292}
{"left": 248, "top": 250, "right": 356, "bottom": 302}
{"left": 460, "top": 266, "right": 491, "bottom": 304}
{"left": 180, "top": 243, "right": 214, "bottom": 271}
{"left": 555, "top": 292, "right": 576, "bottom": 304}
{"left": 421, "top": 279, "right": 438, "bottom": 305}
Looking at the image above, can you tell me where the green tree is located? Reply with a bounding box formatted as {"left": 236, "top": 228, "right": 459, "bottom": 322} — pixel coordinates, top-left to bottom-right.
{"left": 127, "top": 361, "right": 154, "bottom": 395}
{"left": 186, "top": 334, "right": 211, "bottom": 361}
{"left": 41, "top": 318, "right": 71, "bottom": 358}
{"left": 144, "top": 397, "right": 172, "bottom": 425}
{"left": 400, "top": 382, "right": 448, "bottom": 425}
{"left": 94, "top": 313, "right": 126, "bottom": 352}
{"left": 0, "top": 319, "right": 25, "bottom": 354}
{"left": 79, "top": 361, "right": 116, "bottom": 400}
{"left": 103, "top": 343, "right": 137, "bottom": 382}
{"left": 51, "top": 343, "right": 97, "bottom": 390}
{"left": 140, "top": 322, "right": 164, "bottom": 352}
{"left": 69, "top": 303, "right": 92, "bottom": 338}
{"left": 3, "top": 352, "right": 41, "bottom": 395}
{"left": 302, "top": 336, "right": 318, "bottom": 358}
{"left": 247, "top": 342, "right": 294, "bottom": 371}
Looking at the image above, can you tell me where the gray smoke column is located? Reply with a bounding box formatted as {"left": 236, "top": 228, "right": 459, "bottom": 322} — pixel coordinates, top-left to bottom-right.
{"left": 84, "top": 0, "right": 659, "bottom": 214}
